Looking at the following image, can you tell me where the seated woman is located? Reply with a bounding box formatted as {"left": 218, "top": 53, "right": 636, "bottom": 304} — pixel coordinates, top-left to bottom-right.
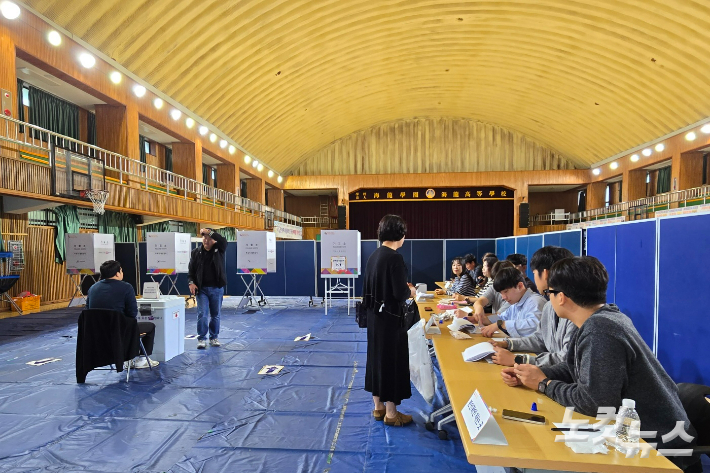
{"left": 434, "top": 257, "right": 477, "bottom": 297}
{"left": 470, "top": 254, "right": 499, "bottom": 297}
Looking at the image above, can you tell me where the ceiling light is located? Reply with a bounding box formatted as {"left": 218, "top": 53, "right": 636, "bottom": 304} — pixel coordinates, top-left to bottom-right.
{"left": 686, "top": 131, "right": 697, "bottom": 141}
{"left": 47, "top": 30, "right": 61, "bottom": 46}
{"left": 109, "top": 71, "right": 122, "bottom": 84}
{"left": 219, "top": 139, "right": 227, "bottom": 149}
{"left": 153, "top": 98, "right": 163, "bottom": 109}
{"left": 185, "top": 117, "right": 195, "bottom": 128}
{"left": 277, "top": 176, "right": 283, "bottom": 183}
{"left": 244, "top": 155, "right": 252, "bottom": 164}
{"left": 78, "top": 52, "right": 96, "bottom": 68}
{"left": 209, "top": 133, "right": 217, "bottom": 143}
{"left": 701, "top": 124, "right": 710, "bottom": 134}
{"left": 228, "top": 145, "right": 236, "bottom": 155}
{"left": 610, "top": 162, "right": 618, "bottom": 170}
{"left": 133, "top": 84, "right": 146, "bottom": 97}
{"left": 592, "top": 168, "right": 601, "bottom": 176}
{"left": 198, "top": 126, "right": 208, "bottom": 136}
{"left": 642, "top": 148, "right": 652, "bottom": 156}
{"left": 630, "top": 154, "right": 639, "bottom": 162}
{"left": 252, "top": 160, "right": 258, "bottom": 168}
{"left": 655, "top": 143, "right": 665, "bottom": 152}
{"left": 268, "top": 170, "right": 274, "bottom": 178}
{"left": 0, "top": 2, "right": 20, "bottom": 20}
{"left": 257, "top": 163, "right": 264, "bottom": 172}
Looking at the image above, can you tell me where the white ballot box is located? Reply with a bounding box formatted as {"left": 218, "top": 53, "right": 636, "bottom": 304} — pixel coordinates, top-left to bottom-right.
{"left": 146, "top": 232, "right": 191, "bottom": 275}
{"left": 65, "top": 233, "right": 115, "bottom": 274}
{"left": 137, "top": 295, "right": 185, "bottom": 362}
{"left": 320, "top": 230, "right": 361, "bottom": 276}
{"left": 237, "top": 231, "right": 276, "bottom": 274}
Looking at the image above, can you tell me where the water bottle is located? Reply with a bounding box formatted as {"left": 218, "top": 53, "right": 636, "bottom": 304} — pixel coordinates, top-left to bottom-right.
{"left": 610, "top": 399, "right": 641, "bottom": 455}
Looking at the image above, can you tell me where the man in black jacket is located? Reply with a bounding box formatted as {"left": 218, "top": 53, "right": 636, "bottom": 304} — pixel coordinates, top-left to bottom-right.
{"left": 188, "top": 228, "right": 228, "bottom": 349}
{"left": 86, "top": 260, "right": 157, "bottom": 368}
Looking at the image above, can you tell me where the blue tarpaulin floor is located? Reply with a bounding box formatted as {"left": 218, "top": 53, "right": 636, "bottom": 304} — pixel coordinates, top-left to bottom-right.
{"left": 0, "top": 298, "right": 479, "bottom": 473}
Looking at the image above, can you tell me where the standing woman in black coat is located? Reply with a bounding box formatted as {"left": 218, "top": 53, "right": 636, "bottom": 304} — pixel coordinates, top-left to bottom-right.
{"left": 363, "top": 214, "right": 417, "bottom": 426}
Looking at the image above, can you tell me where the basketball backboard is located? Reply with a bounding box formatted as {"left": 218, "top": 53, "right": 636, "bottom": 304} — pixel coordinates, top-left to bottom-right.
{"left": 50, "top": 143, "right": 106, "bottom": 199}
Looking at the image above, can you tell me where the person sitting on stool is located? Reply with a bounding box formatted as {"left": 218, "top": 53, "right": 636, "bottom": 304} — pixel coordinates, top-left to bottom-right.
{"left": 86, "top": 260, "right": 158, "bottom": 369}
{"left": 188, "top": 228, "right": 228, "bottom": 349}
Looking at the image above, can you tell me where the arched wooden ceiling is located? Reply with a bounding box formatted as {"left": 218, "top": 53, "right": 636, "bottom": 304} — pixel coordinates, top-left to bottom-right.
{"left": 23, "top": 0, "right": 710, "bottom": 173}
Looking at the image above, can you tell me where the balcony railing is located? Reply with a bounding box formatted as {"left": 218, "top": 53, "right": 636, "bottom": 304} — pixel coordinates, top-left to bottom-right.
{"left": 570, "top": 185, "right": 710, "bottom": 223}
{"left": 530, "top": 212, "right": 571, "bottom": 225}
{"left": 0, "top": 115, "right": 301, "bottom": 226}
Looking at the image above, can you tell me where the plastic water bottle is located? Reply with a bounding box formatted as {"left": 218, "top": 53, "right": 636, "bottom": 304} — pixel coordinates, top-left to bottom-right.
{"left": 610, "top": 399, "right": 641, "bottom": 455}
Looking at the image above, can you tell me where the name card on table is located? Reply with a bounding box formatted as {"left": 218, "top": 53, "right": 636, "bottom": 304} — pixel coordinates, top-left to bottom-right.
{"left": 461, "top": 389, "right": 508, "bottom": 446}
{"left": 424, "top": 315, "right": 441, "bottom": 335}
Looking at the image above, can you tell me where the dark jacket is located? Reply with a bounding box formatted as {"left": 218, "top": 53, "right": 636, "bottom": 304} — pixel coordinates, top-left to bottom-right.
{"left": 188, "top": 229, "right": 228, "bottom": 289}
{"left": 86, "top": 279, "right": 137, "bottom": 318}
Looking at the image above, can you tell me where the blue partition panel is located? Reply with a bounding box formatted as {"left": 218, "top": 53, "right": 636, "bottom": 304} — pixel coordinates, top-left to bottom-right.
{"left": 138, "top": 242, "right": 194, "bottom": 296}
{"left": 398, "top": 240, "right": 413, "bottom": 282}
{"left": 444, "top": 239, "right": 479, "bottom": 268}
{"left": 524, "top": 235, "right": 543, "bottom": 280}
{"left": 284, "top": 240, "right": 317, "bottom": 297}
{"left": 316, "top": 242, "right": 324, "bottom": 298}
{"left": 496, "top": 237, "right": 516, "bottom": 260}
{"left": 543, "top": 230, "right": 583, "bottom": 256}
{"left": 585, "top": 226, "right": 617, "bottom": 303}
{"left": 355, "top": 240, "right": 378, "bottom": 297}
{"left": 477, "top": 239, "right": 496, "bottom": 260}
{"left": 614, "top": 221, "right": 656, "bottom": 349}
{"left": 225, "top": 242, "right": 247, "bottom": 297}
{"left": 115, "top": 243, "right": 138, "bottom": 295}
{"left": 254, "top": 241, "right": 286, "bottom": 296}
{"left": 657, "top": 214, "right": 710, "bottom": 385}
{"left": 411, "top": 240, "right": 444, "bottom": 289}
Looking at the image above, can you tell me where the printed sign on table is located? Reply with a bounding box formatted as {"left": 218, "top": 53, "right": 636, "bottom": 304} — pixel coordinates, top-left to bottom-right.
{"left": 461, "top": 389, "right": 508, "bottom": 446}
{"left": 66, "top": 233, "right": 115, "bottom": 275}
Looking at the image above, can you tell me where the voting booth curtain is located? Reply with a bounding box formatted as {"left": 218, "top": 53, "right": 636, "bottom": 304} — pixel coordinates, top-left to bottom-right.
{"left": 349, "top": 200, "right": 513, "bottom": 239}
{"left": 51, "top": 205, "right": 80, "bottom": 263}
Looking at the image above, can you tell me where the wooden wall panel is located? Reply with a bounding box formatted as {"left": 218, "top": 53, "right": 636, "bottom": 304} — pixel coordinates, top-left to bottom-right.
{"left": 678, "top": 152, "right": 704, "bottom": 191}
{"left": 246, "top": 178, "right": 265, "bottom": 204}
{"left": 284, "top": 196, "right": 322, "bottom": 217}
{"left": 172, "top": 142, "right": 200, "bottom": 181}
{"left": 215, "top": 163, "right": 237, "bottom": 194}
{"left": 529, "top": 190, "right": 580, "bottom": 217}
{"left": 291, "top": 118, "right": 577, "bottom": 176}
{"left": 95, "top": 104, "right": 128, "bottom": 156}
{"left": 266, "top": 188, "right": 284, "bottom": 211}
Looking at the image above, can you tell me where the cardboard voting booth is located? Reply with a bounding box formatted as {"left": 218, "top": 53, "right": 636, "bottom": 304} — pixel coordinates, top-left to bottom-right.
{"left": 146, "top": 232, "right": 191, "bottom": 275}
{"left": 320, "top": 230, "right": 361, "bottom": 276}
{"left": 65, "top": 233, "right": 115, "bottom": 275}
{"left": 236, "top": 231, "right": 276, "bottom": 274}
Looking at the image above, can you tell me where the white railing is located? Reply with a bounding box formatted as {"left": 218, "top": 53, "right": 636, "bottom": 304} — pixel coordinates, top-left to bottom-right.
{"left": 530, "top": 212, "right": 571, "bottom": 225}
{"left": 570, "top": 185, "right": 710, "bottom": 222}
{"left": 301, "top": 216, "right": 333, "bottom": 227}
{"left": 0, "top": 115, "right": 301, "bottom": 226}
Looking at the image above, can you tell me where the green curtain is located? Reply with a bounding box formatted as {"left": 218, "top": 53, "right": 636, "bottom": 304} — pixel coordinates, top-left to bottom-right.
{"left": 182, "top": 222, "right": 198, "bottom": 236}
{"left": 98, "top": 211, "right": 139, "bottom": 243}
{"left": 139, "top": 135, "right": 147, "bottom": 164}
{"left": 657, "top": 166, "right": 672, "bottom": 194}
{"left": 16, "top": 79, "right": 25, "bottom": 132}
{"left": 202, "top": 164, "right": 210, "bottom": 185}
{"left": 218, "top": 227, "right": 236, "bottom": 241}
{"left": 87, "top": 111, "right": 96, "bottom": 146}
{"left": 165, "top": 147, "right": 173, "bottom": 173}
{"left": 703, "top": 153, "right": 708, "bottom": 185}
{"left": 28, "top": 85, "right": 80, "bottom": 147}
{"left": 51, "top": 205, "right": 80, "bottom": 263}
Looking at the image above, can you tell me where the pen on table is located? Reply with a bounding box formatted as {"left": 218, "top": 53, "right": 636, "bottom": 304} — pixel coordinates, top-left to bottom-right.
{"left": 551, "top": 427, "right": 601, "bottom": 432}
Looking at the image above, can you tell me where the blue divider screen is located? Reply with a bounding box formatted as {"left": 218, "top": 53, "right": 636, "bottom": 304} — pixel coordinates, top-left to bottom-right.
{"left": 478, "top": 239, "right": 496, "bottom": 260}
{"left": 614, "top": 221, "right": 656, "bottom": 349}
{"left": 586, "top": 226, "right": 617, "bottom": 303}
{"left": 444, "top": 239, "right": 496, "bottom": 269}
{"left": 543, "top": 230, "right": 583, "bottom": 256}
{"left": 254, "top": 241, "right": 286, "bottom": 296}
{"left": 115, "top": 243, "right": 138, "bottom": 294}
{"left": 514, "top": 235, "right": 543, "bottom": 280}
{"left": 284, "top": 240, "right": 317, "bottom": 297}
{"left": 398, "top": 240, "right": 413, "bottom": 281}
{"left": 496, "top": 237, "right": 516, "bottom": 260}
{"left": 658, "top": 214, "right": 710, "bottom": 385}
{"left": 411, "top": 240, "right": 444, "bottom": 289}
{"left": 355, "top": 241, "right": 378, "bottom": 297}
{"left": 138, "top": 242, "right": 194, "bottom": 296}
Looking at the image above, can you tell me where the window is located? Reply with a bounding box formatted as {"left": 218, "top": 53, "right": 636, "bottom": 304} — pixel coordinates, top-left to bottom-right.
{"left": 211, "top": 167, "right": 217, "bottom": 188}
{"left": 22, "top": 86, "right": 29, "bottom": 107}
{"left": 605, "top": 185, "right": 610, "bottom": 207}
{"left": 240, "top": 179, "right": 247, "bottom": 198}
{"left": 618, "top": 182, "right": 622, "bottom": 203}
{"left": 143, "top": 139, "right": 151, "bottom": 155}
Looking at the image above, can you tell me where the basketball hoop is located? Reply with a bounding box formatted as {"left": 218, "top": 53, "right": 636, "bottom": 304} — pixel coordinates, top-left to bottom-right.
{"left": 81, "top": 190, "right": 109, "bottom": 215}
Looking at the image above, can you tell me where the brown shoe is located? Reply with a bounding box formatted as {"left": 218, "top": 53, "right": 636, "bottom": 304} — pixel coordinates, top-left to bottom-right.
{"left": 373, "top": 408, "right": 386, "bottom": 421}
{"left": 384, "top": 411, "right": 413, "bottom": 426}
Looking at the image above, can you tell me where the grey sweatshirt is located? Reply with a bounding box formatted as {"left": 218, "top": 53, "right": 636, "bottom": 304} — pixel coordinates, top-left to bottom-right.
{"left": 542, "top": 304, "right": 695, "bottom": 457}
{"left": 507, "top": 301, "right": 577, "bottom": 367}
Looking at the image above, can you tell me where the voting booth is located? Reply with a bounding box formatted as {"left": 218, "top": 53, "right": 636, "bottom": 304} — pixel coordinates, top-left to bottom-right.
{"left": 65, "top": 233, "right": 115, "bottom": 305}
{"left": 320, "top": 230, "right": 361, "bottom": 314}
{"left": 137, "top": 295, "right": 185, "bottom": 362}
{"left": 236, "top": 231, "right": 276, "bottom": 310}
{"left": 145, "top": 232, "right": 191, "bottom": 295}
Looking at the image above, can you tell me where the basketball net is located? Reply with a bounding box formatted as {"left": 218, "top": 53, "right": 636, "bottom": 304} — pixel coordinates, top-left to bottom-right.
{"left": 83, "top": 190, "right": 109, "bottom": 215}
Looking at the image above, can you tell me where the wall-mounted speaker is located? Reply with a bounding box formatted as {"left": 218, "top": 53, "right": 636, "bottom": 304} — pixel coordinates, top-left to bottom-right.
{"left": 337, "top": 205, "right": 346, "bottom": 229}
{"left": 519, "top": 203, "right": 529, "bottom": 228}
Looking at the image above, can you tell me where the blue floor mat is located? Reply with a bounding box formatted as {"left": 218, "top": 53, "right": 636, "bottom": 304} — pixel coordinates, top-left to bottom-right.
{"left": 0, "top": 301, "right": 477, "bottom": 472}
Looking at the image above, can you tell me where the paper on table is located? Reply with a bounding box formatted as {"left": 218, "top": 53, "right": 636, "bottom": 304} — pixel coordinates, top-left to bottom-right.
{"left": 462, "top": 342, "right": 495, "bottom": 362}
{"left": 450, "top": 317, "right": 476, "bottom": 332}
{"left": 552, "top": 422, "right": 613, "bottom": 454}
{"left": 459, "top": 306, "right": 473, "bottom": 313}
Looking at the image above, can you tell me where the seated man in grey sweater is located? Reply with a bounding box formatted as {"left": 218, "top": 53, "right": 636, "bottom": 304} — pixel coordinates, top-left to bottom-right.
{"left": 503, "top": 256, "right": 697, "bottom": 469}
{"left": 490, "top": 246, "right": 576, "bottom": 367}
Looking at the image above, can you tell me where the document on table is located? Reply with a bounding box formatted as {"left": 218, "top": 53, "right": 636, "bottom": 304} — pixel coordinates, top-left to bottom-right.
{"left": 462, "top": 342, "right": 495, "bottom": 362}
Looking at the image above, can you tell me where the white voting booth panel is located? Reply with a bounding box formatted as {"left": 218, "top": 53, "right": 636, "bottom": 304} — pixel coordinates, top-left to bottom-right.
{"left": 146, "top": 233, "right": 191, "bottom": 275}
{"left": 236, "top": 231, "right": 276, "bottom": 274}
{"left": 65, "top": 233, "right": 115, "bottom": 274}
{"left": 320, "top": 230, "right": 361, "bottom": 276}
{"left": 137, "top": 295, "right": 185, "bottom": 362}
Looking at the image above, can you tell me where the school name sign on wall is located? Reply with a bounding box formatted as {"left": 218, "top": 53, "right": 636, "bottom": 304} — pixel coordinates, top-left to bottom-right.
{"left": 348, "top": 187, "right": 514, "bottom": 202}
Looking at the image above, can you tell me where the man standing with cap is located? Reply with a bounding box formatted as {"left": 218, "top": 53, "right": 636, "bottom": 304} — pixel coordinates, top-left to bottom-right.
{"left": 188, "top": 228, "right": 228, "bottom": 349}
